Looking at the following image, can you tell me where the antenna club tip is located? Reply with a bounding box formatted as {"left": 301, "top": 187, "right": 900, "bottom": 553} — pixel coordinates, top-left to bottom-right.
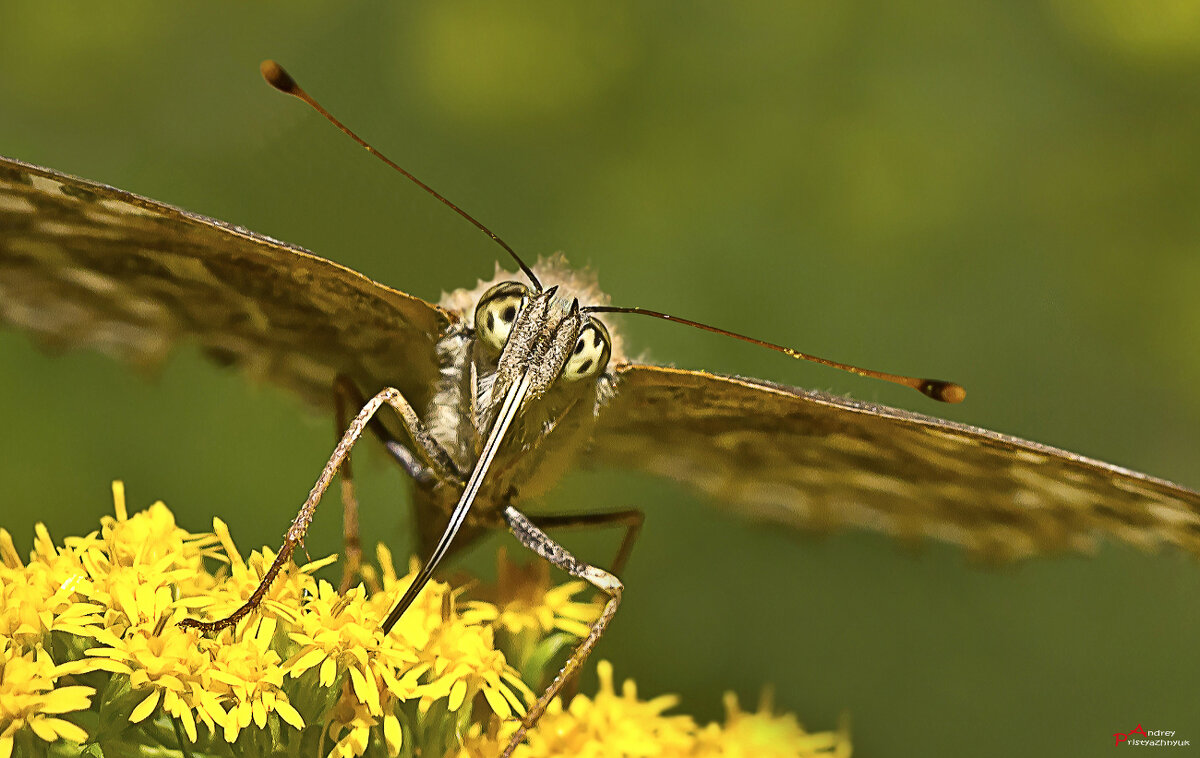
{"left": 922, "top": 380, "right": 966, "bottom": 404}
{"left": 260, "top": 59, "right": 299, "bottom": 94}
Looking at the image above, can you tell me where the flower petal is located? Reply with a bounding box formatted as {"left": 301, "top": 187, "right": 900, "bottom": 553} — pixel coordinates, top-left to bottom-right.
{"left": 320, "top": 655, "right": 338, "bottom": 686}
{"left": 275, "top": 700, "right": 305, "bottom": 730}
{"left": 384, "top": 713, "right": 403, "bottom": 755}
{"left": 42, "top": 718, "right": 88, "bottom": 744}
{"left": 129, "top": 690, "right": 161, "bottom": 723}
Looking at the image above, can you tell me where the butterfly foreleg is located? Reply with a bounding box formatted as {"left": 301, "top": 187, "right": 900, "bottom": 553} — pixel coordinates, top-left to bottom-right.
{"left": 530, "top": 508, "right": 644, "bottom": 577}
{"left": 332, "top": 375, "right": 464, "bottom": 592}
{"left": 333, "top": 377, "right": 366, "bottom": 592}
{"left": 178, "top": 386, "right": 455, "bottom": 635}
{"left": 500, "top": 505, "right": 623, "bottom": 758}
{"left": 524, "top": 508, "right": 642, "bottom": 703}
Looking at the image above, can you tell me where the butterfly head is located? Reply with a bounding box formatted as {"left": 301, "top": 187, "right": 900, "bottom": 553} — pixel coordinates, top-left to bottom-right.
{"left": 473, "top": 280, "right": 612, "bottom": 408}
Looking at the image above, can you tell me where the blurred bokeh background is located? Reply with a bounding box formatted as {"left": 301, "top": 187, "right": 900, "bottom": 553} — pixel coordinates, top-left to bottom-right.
{"left": 2, "top": 3, "right": 1199, "bottom": 756}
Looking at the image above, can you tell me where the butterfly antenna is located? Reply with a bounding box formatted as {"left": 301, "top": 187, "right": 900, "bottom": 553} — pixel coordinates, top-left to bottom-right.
{"left": 260, "top": 60, "right": 542, "bottom": 290}
{"left": 584, "top": 305, "right": 966, "bottom": 403}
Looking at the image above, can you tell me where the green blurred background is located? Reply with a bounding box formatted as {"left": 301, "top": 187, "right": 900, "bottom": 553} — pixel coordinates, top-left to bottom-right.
{"left": 2, "top": 3, "right": 1199, "bottom": 756}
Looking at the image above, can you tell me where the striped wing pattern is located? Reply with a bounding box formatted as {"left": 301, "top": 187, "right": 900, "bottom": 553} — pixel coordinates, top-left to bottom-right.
{"left": 3, "top": 154, "right": 1199, "bottom": 562}
{"left": 594, "top": 365, "right": 1200, "bottom": 560}
{"left": 0, "top": 156, "right": 451, "bottom": 411}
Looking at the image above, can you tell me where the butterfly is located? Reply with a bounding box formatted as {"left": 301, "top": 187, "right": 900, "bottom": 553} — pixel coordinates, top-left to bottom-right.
{"left": 4, "top": 149, "right": 1198, "bottom": 562}
{"left": 2, "top": 63, "right": 1199, "bottom": 757}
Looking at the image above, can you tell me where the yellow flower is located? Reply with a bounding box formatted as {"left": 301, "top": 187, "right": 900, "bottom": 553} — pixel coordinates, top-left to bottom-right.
{"left": 326, "top": 691, "right": 378, "bottom": 758}
{"left": 412, "top": 616, "right": 533, "bottom": 720}
{"left": 283, "top": 576, "right": 422, "bottom": 757}
{"left": 183, "top": 517, "right": 321, "bottom": 625}
{"left": 62, "top": 489, "right": 224, "bottom": 744}
{"left": 207, "top": 616, "right": 305, "bottom": 742}
{"left": 458, "top": 661, "right": 851, "bottom": 758}
{"left": 283, "top": 546, "right": 534, "bottom": 756}
{"left": 462, "top": 549, "right": 603, "bottom": 687}
{"left": 0, "top": 528, "right": 106, "bottom": 647}
{"left": 0, "top": 640, "right": 93, "bottom": 758}
{"left": 521, "top": 659, "right": 694, "bottom": 757}
{"left": 87, "top": 619, "right": 220, "bottom": 743}
{"left": 465, "top": 548, "right": 601, "bottom": 638}
{"left": 98, "top": 482, "right": 221, "bottom": 575}
{"left": 693, "top": 691, "right": 851, "bottom": 758}
{"left": 0, "top": 484, "right": 849, "bottom": 757}
{"left": 284, "top": 578, "right": 418, "bottom": 698}
{"left": 367, "top": 545, "right": 458, "bottom": 649}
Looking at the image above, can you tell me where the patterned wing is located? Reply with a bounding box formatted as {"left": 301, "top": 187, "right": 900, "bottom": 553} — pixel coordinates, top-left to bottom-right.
{"left": 0, "top": 156, "right": 453, "bottom": 410}
{"left": 592, "top": 364, "right": 1200, "bottom": 560}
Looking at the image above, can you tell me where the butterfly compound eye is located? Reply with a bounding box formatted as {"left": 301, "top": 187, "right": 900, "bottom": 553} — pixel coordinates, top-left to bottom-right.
{"left": 563, "top": 317, "right": 611, "bottom": 381}
{"left": 475, "top": 281, "right": 529, "bottom": 351}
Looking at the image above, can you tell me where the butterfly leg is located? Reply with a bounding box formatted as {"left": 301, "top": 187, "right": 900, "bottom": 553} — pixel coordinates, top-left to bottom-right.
{"left": 333, "top": 377, "right": 365, "bottom": 592}
{"left": 179, "top": 386, "right": 460, "bottom": 635}
{"left": 531, "top": 508, "right": 644, "bottom": 577}
{"left": 501, "top": 505, "right": 623, "bottom": 758}
{"left": 333, "top": 375, "right": 464, "bottom": 591}
{"left": 333, "top": 375, "right": 454, "bottom": 485}
{"left": 526, "top": 509, "right": 642, "bottom": 703}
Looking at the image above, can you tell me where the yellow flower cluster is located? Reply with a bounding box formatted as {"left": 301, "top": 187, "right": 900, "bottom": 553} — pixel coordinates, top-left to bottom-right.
{"left": 458, "top": 661, "right": 850, "bottom": 758}
{"left": 0, "top": 483, "right": 850, "bottom": 757}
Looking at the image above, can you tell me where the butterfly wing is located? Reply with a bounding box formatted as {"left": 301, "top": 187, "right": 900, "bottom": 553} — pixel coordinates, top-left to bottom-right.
{"left": 592, "top": 364, "right": 1200, "bottom": 560}
{"left": 0, "top": 156, "right": 453, "bottom": 410}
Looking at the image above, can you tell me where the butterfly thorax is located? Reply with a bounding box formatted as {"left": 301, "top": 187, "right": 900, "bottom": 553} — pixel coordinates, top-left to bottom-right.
{"left": 421, "top": 257, "right": 623, "bottom": 523}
